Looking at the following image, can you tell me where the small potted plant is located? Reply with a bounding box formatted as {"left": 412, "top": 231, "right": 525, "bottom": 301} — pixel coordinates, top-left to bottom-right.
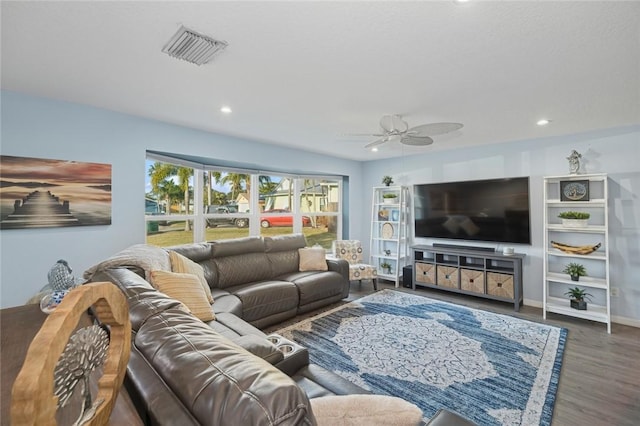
{"left": 562, "top": 262, "right": 587, "bottom": 281}
{"left": 382, "top": 193, "right": 398, "bottom": 204}
{"left": 380, "top": 261, "right": 392, "bottom": 274}
{"left": 382, "top": 176, "right": 394, "bottom": 186}
{"left": 564, "top": 286, "right": 592, "bottom": 310}
{"left": 558, "top": 211, "right": 590, "bottom": 227}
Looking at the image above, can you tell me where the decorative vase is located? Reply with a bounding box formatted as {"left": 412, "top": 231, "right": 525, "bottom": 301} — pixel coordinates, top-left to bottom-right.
{"left": 39, "top": 289, "right": 70, "bottom": 314}
{"left": 570, "top": 299, "right": 587, "bottom": 310}
{"left": 562, "top": 218, "right": 588, "bottom": 228}
{"left": 570, "top": 274, "right": 579, "bottom": 282}
{"left": 391, "top": 210, "right": 399, "bottom": 221}
{"left": 383, "top": 197, "right": 397, "bottom": 205}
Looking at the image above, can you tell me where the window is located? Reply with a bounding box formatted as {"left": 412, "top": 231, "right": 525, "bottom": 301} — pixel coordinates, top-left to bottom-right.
{"left": 145, "top": 155, "right": 342, "bottom": 249}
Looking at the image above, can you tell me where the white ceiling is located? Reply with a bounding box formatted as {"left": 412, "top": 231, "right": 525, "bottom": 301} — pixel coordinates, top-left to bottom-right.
{"left": 2, "top": 1, "right": 639, "bottom": 161}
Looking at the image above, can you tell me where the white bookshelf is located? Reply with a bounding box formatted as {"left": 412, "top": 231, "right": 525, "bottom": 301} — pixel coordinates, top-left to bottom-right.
{"left": 543, "top": 173, "right": 611, "bottom": 333}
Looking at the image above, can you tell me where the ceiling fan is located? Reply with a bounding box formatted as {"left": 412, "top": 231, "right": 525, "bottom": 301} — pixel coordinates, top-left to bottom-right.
{"left": 356, "top": 115, "right": 463, "bottom": 149}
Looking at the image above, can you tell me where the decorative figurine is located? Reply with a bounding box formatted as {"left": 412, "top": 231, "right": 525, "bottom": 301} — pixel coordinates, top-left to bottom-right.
{"left": 39, "top": 259, "right": 82, "bottom": 314}
{"left": 567, "top": 150, "right": 582, "bottom": 174}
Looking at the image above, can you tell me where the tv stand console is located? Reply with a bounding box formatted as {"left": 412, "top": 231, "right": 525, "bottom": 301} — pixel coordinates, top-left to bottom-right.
{"left": 412, "top": 245, "right": 524, "bottom": 311}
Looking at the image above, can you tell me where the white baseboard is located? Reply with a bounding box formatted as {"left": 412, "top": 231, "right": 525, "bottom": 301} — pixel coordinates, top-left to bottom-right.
{"left": 523, "top": 299, "right": 639, "bottom": 328}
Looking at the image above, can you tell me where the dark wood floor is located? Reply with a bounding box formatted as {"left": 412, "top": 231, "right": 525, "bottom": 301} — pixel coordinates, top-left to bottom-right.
{"left": 272, "top": 281, "right": 640, "bottom": 426}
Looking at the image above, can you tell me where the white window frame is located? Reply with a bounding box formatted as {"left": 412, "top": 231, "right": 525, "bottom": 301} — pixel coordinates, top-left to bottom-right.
{"left": 145, "top": 154, "right": 343, "bottom": 244}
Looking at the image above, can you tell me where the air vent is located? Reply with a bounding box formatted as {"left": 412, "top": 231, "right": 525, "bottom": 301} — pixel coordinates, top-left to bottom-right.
{"left": 162, "top": 26, "right": 228, "bottom": 66}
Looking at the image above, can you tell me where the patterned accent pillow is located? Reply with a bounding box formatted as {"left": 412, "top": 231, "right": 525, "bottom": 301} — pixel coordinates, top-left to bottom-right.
{"left": 298, "top": 247, "right": 328, "bottom": 272}
{"left": 168, "top": 251, "right": 214, "bottom": 304}
{"left": 149, "top": 270, "right": 215, "bottom": 322}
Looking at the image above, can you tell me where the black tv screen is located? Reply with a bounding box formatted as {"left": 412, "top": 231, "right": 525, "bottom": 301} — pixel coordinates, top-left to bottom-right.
{"left": 413, "top": 177, "right": 531, "bottom": 244}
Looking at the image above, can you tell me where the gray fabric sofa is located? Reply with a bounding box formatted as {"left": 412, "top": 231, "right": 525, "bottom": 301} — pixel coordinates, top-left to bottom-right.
{"left": 168, "top": 234, "right": 350, "bottom": 328}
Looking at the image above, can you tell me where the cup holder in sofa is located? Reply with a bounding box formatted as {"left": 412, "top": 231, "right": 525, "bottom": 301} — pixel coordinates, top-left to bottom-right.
{"left": 278, "top": 344, "right": 295, "bottom": 354}
{"left": 267, "top": 335, "right": 281, "bottom": 345}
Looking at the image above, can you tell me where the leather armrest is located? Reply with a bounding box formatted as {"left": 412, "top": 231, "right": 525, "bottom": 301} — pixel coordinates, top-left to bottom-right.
{"left": 326, "top": 258, "right": 349, "bottom": 279}
{"left": 233, "top": 335, "right": 284, "bottom": 365}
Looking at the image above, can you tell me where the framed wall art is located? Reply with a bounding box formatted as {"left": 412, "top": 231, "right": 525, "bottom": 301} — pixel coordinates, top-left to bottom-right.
{"left": 560, "top": 179, "right": 590, "bottom": 202}
{"left": 0, "top": 155, "right": 112, "bottom": 230}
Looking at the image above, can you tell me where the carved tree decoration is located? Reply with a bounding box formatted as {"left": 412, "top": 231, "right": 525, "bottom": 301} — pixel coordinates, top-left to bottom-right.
{"left": 54, "top": 325, "right": 109, "bottom": 425}
{"left": 11, "top": 282, "right": 131, "bottom": 426}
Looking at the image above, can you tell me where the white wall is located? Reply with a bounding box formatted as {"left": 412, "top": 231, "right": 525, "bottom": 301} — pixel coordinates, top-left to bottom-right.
{"left": 362, "top": 127, "right": 640, "bottom": 324}
{"left": 0, "top": 91, "right": 365, "bottom": 308}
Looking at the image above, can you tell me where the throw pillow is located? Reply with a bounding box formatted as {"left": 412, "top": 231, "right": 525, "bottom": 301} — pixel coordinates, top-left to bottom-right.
{"left": 309, "top": 395, "right": 423, "bottom": 426}
{"left": 149, "top": 270, "right": 215, "bottom": 322}
{"left": 298, "top": 247, "right": 328, "bottom": 272}
{"left": 168, "top": 251, "right": 214, "bottom": 304}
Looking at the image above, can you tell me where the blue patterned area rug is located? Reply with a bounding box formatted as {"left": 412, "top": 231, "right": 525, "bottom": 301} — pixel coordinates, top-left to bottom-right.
{"left": 277, "top": 289, "right": 567, "bottom": 426}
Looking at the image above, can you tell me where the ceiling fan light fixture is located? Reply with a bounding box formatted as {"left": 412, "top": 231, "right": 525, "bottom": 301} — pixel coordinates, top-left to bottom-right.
{"left": 401, "top": 136, "right": 434, "bottom": 146}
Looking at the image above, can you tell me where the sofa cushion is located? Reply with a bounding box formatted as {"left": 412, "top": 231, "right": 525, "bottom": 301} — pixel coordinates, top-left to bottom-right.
{"left": 133, "top": 310, "right": 315, "bottom": 425}
{"left": 167, "top": 243, "right": 219, "bottom": 287}
{"left": 310, "top": 394, "right": 423, "bottom": 426}
{"left": 210, "top": 288, "right": 243, "bottom": 316}
{"left": 169, "top": 250, "right": 214, "bottom": 303}
{"left": 228, "top": 281, "right": 299, "bottom": 323}
{"left": 265, "top": 234, "right": 308, "bottom": 276}
{"left": 278, "top": 271, "right": 345, "bottom": 307}
{"left": 298, "top": 247, "right": 329, "bottom": 272}
{"left": 93, "top": 268, "right": 184, "bottom": 332}
{"left": 149, "top": 270, "right": 215, "bottom": 322}
{"left": 214, "top": 253, "right": 273, "bottom": 288}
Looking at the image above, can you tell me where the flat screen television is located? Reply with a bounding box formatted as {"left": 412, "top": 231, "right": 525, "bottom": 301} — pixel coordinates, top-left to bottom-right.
{"left": 413, "top": 177, "right": 531, "bottom": 244}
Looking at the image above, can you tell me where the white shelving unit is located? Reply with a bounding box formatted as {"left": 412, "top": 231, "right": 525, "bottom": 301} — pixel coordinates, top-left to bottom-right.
{"left": 370, "top": 186, "right": 409, "bottom": 287}
{"left": 543, "top": 173, "right": 611, "bottom": 333}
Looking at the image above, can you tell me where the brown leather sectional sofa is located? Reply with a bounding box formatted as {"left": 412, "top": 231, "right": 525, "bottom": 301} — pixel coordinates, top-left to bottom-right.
{"left": 88, "top": 234, "right": 475, "bottom": 425}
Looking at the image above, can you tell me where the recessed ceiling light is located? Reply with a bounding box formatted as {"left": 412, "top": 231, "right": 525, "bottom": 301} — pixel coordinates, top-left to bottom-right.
{"left": 537, "top": 119, "right": 551, "bottom": 126}
{"left": 220, "top": 106, "right": 232, "bottom": 114}
{"left": 371, "top": 147, "right": 379, "bottom": 152}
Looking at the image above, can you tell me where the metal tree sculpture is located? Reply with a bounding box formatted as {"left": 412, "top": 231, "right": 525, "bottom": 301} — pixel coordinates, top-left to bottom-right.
{"left": 54, "top": 325, "right": 109, "bottom": 426}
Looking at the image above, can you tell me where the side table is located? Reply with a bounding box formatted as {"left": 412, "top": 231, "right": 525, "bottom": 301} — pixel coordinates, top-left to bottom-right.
{"left": 1, "top": 303, "right": 142, "bottom": 425}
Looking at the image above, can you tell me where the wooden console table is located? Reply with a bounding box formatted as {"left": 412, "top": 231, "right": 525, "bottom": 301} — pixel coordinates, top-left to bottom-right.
{"left": 1, "top": 303, "right": 142, "bottom": 425}
{"left": 412, "top": 245, "right": 525, "bottom": 311}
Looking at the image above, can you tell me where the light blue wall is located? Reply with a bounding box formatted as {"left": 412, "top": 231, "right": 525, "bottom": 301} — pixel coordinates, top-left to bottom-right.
{"left": 0, "top": 91, "right": 365, "bottom": 308}
{"left": 362, "top": 127, "right": 640, "bottom": 324}
{"left": 2, "top": 91, "right": 638, "bottom": 325}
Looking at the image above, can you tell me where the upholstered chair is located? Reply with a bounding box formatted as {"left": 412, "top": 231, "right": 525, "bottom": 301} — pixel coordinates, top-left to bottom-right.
{"left": 332, "top": 240, "right": 377, "bottom": 291}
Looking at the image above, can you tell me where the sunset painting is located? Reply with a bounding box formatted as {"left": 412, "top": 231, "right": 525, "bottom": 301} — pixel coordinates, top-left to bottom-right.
{"left": 0, "top": 155, "right": 112, "bottom": 229}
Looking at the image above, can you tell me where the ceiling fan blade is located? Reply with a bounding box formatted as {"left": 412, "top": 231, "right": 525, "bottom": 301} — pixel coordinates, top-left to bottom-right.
{"left": 407, "top": 122, "right": 464, "bottom": 137}
{"left": 364, "top": 137, "right": 390, "bottom": 148}
{"left": 341, "top": 133, "right": 386, "bottom": 137}
{"left": 400, "top": 135, "right": 434, "bottom": 146}
{"left": 379, "top": 115, "right": 408, "bottom": 133}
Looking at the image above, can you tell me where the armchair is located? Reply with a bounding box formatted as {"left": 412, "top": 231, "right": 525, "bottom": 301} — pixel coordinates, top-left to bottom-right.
{"left": 332, "top": 240, "right": 377, "bottom": 291}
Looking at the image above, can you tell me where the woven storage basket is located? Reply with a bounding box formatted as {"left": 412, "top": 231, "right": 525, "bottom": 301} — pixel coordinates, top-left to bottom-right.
{"left": 460, "top": 268, "right": 485, "bottom": 293}
{"left": 487, "top": 272, "right": 514, "bottom": 298}
{"left": 436, "top": 265, "right": 459, "bottom": 288}
{"left": 415, "top": 263, "right": 435, "bottom": 284}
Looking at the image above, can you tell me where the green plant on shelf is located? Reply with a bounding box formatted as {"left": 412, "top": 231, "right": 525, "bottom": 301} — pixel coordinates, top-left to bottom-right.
{"left": 382, "top": 176, "right": 394, "bottom": 186}
{"left": 562, "top": 262, "right": 587, "bottom": 281}
{"left": 564, "top": 286, "right": 593, "bottom": 302}
{"left": 558, "top": 211, "right": 590, "bottom": 219}
{"left": 382, "top": 193, "right": 398, "bottom": 199}
{"left": 380, "top": 262, "right": 392, "bottom": 273}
